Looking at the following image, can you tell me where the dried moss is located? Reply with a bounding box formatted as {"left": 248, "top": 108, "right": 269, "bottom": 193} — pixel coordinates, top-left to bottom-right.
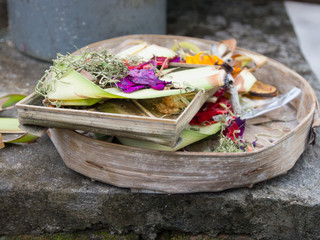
{"left": 35, "top": 49, "right": 129, "bottom": 100}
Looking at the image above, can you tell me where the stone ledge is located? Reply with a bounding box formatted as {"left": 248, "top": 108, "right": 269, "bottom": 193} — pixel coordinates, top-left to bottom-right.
{"left": 1, "top": 137, "right": 320, "bottom": 239}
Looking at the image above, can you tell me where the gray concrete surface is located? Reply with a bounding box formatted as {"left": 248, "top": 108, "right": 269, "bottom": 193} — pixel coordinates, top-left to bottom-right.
{"left": 285, "top": 1, "right": 320, "bottom": 82}
{"left": 1, "top": 1, "right": 320, "bottom": 239}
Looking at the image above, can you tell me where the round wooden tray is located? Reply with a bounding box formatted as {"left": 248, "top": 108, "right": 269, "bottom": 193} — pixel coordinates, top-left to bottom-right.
{"left": 48, "top": 35, "right": 320, "bottom": 193}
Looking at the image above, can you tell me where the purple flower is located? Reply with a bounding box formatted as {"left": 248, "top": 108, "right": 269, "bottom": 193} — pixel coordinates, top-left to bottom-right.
{"left": 117, "top": 68, "right": 171, "bottom": 93}
{"left": 234, "top": 117, "right": 246, "bottom": 138}
{"left": 223, "top": 117, "right": 246, "bottom": 140}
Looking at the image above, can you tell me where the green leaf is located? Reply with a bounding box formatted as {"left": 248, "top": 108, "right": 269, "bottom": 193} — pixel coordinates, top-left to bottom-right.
{"left": 47, "top": 70, "right": 124, "bottom": 101}
{"left": 0, "top": 118, "right": 39, "bottom": 146}
{"left": 53, "top": 97, "right": 103, "bottom": 106}
{"left": 171, "top": 41, "right": 201, "bottom": 54}
{"left": 0, "top": 96, "right": 40, "bottom": 147}
{"left": 234, "top": 55, "right": 252, "bottom": 68}
{"left": 234, "top": 69, "right": 257, "bottom": 94}
{"left": 117, "top": 43, "right": 177, "bottom": 61}
{"left": 46, "top": 67, "right": 222, "bottom": 105}
{"left": 0, "top": 94, "right": 26, "bottom": 111}
{"left": 5, "top": 133, "right": 39, "bottom": 144}
{"left": 0, "top": 118, "right": 24, "bottom": 133}
{"left": 117, "top": 123, "right": 221, "bottom": 151}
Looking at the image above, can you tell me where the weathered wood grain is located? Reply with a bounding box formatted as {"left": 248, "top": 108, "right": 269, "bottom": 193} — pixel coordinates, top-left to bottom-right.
{"left": 17, "top": 88, "right": 215, "bottom": 147}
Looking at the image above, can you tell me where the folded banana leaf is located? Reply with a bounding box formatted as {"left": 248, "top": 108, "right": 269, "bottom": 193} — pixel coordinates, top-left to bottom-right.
{"left": 0, "top": 94, "right": 26, "bottom": 111}
{"left": 0, "top": 94, "right": 40, "bottom": 148}
{"left": 45, "top": 67, "right": 224, "bottom": 106}
{"left": 0, "top": 118, "right": 39, "bottom": 148}
{"left": 117, "top": 123, "right": 221, "bottom": 151}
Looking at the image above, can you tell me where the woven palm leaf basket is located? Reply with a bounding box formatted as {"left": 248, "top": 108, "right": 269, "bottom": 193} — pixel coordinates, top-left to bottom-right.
{"left": 32, "top": 35, "right": 320, "bottom": 193}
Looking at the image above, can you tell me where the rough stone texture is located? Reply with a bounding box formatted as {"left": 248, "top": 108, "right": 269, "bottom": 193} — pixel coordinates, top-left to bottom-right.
{"left": 1, "top": 0, "right": 320, "bottom": 239}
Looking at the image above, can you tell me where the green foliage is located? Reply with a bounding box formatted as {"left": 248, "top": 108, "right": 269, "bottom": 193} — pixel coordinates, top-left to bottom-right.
{"left": 35, "top": 49, "right": 129, "bottom": 99}
{"left": 213, "top": 133, "right": 247, "bottom": 153}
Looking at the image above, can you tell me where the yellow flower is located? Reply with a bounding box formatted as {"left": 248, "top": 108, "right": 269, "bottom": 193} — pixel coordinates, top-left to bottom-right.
{"left": 186, "top": 52, "right": 224, "bottom": 65}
